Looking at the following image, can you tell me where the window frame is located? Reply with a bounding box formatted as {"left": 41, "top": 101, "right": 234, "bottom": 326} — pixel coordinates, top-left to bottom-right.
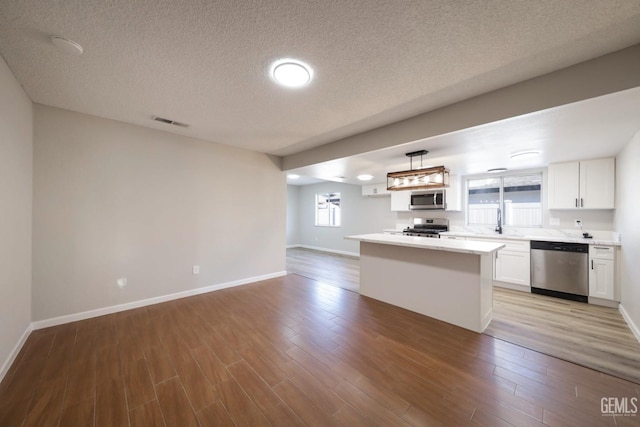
{"left": 465, "top": 170, "right": 543, "bottom": 228}
{"left": 315, "top": 192, "right": 341, "bottom": 227}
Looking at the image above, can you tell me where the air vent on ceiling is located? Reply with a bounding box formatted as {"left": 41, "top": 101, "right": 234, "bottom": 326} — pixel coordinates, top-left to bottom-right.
{"left": 152, "top": 116, "right": 189, "bottom": 128}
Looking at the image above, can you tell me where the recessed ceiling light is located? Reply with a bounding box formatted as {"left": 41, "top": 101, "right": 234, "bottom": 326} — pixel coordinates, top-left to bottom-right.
{"left": 357, "top": 174, "right": 374, "bottom": 181}
{"left": 510, "top": 150, "right": 540, "bottom": 159}
{"left": 287, "top": 174, "right": 300, "bottom": 179}
{"left": 271, "top": 59, "right": 313, "bottom": 88}
{"left": 51, "top": 36, "right": 83, "bottom": 55}
{"left": 487, "top": 168, "right": 508, "bottom": 173}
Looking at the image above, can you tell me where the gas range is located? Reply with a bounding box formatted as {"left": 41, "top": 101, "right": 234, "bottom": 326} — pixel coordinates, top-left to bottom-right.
{"left": 402, "top": 218, "right": 449, "bottom": 238}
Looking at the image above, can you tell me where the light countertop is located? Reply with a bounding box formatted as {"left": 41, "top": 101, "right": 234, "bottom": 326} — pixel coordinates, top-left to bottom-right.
{"left": 346, "top": 233, "right": 504, "bottom": 255}
{"left": 439, "top": 231, "right": 621, "bottom": 246}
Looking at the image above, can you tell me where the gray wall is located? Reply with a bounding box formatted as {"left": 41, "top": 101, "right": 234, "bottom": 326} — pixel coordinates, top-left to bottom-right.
{"left": 286, "top": 185, "right": 300, "bottom": 246}
{"left": 32, "top": 105, "right": 286, "bottom": 321}
{"left": 615, "top": 130, "right": 640, "bottom": 336}
{"left": 294, "top": 182, "right": 396, "bottom": 254}
{"left": 0, "top": 56, "right": 33, "bottom": 375}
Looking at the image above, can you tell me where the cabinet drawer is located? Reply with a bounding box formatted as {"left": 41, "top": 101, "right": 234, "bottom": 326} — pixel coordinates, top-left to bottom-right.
{"left": 590, "top": 245, "right": 615, "bottom": 260}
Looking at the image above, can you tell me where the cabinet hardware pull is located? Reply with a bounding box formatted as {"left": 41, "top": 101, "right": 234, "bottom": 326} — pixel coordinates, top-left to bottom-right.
{"left": 591, "top": 260, "right": 594, "bottom": 270}
{"left": 575, "top": 198, "right": 578, "bottom": 207}
{"left": 594, "top": 246, "right": 610, "bottom": 250}
{"left": 581, "top": 198, "right": 584, "bottom": 207}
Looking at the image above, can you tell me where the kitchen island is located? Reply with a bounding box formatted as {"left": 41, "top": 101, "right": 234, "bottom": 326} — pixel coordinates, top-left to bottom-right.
{"left": 345, "top": 233, "right": 504, "bottom": 333}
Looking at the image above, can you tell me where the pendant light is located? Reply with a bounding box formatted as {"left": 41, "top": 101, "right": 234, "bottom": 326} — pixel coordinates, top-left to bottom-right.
{"left": 387, "top": 150, "right": 449, "bottom": 191}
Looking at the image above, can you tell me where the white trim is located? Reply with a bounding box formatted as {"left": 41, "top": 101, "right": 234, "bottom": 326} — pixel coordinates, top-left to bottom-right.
{"left": 31, "top": 271, "right": 287, "bottom": 330}
{"left": 0, "top": 324, "right": 33, "bottom": 383}
{"left": 286, "top": 244, "right": 301, "bottom": 249}
{"left": 619, "top": 304, "right": 640, "bottom": 344}
{"left": 296, "top": 245, "right": 359, "bottom": 258}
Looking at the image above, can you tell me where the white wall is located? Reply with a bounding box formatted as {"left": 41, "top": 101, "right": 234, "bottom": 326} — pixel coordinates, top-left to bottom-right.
{"left": 615, "top": 130, "right": 640, "bottom": 336}
{"left": 0, "top": 56, "right": 33, "bottom": 376}
{"left": 32, "top": 105, "right": 286, "bottom": 321}
{"left": 286, "top": 185, "right": 300, "bottom": 246}
{"left": 295, "top": 182, "right": 396, "bottom": 254}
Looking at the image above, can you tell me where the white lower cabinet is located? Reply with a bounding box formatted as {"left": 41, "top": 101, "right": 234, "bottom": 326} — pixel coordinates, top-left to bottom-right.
{"left": 456, "top": 237, "right": 530, "bottom": 289}
{"left": 589, "top": 246, "right": 615, "bottom": 301}
{"left": 495, "top": 250, "right": 530, "bottom": 287}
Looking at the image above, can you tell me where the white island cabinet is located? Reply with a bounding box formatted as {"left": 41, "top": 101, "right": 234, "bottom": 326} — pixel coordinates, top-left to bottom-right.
{"left": 345, "top": 234, "right": 504, "bottom": 333}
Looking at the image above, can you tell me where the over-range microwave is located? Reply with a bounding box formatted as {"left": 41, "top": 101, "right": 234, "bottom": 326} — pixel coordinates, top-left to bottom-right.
{"left": 410, "top": 190, "right": 446, "bottom": 210}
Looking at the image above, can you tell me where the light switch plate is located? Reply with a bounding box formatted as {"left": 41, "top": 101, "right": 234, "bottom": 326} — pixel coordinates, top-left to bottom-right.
{"left": 574, "top": 219, "right": 582, "bottom": 228}
{"left": 192, "top": 265, "right": 200, "bottom": 275}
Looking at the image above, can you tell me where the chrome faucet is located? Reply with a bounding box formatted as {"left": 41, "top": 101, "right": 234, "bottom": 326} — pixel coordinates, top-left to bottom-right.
{"left": 495, "top": 208, "right": 503, "bottom": 234}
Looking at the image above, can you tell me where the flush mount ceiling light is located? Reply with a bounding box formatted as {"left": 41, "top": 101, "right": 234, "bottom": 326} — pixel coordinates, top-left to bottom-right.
{"left": 510, "top": 150, "right": 540, "bottom": 160}
{"left": 357, "top": 174, "right": 374, "bottom": 181}
{"left": 387, "top": 150, "right": 449, "bottom": 191}
{"left": 51, "top": 36, "right": 83, "bottom": 55}
{"left": 487, "top": 168, "right": 508, "bottom": 173}
{"left": 271, "top": 59, "right": 313, "bottom": 88}
{"left": 287, "top": 174, "right": 300, "bottom": 179}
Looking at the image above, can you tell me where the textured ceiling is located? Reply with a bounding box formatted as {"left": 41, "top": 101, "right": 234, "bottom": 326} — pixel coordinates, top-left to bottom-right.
{"left": 1, "top": 1, "right": 640, "bottom": 156}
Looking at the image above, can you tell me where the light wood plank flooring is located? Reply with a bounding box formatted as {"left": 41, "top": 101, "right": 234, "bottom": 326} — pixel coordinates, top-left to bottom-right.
{"left": 1, "top": 273, "right": 639, "bottom": 426}
{"left": 286, "top": 247, "right": 360, "bottom": 292}
{"left": 287, "top": 247, "right": 640, "bottom": 384}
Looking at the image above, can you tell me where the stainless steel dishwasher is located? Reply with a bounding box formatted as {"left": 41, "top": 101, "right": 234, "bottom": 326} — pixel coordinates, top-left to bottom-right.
{"left": 530, "top": 240, "right": 589, "bottom": 303}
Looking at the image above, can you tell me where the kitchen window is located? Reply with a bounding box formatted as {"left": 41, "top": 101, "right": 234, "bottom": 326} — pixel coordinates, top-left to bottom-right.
{"left": 467, "top": 173, "right": 542, "bottom": 227}
{"left": 315, "top": 193, "right": 341, "bottom": 227}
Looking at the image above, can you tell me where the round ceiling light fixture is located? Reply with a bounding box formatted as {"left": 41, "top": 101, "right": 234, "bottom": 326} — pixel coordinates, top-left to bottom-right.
{"left": 487, "top": 168, "right": 508, "bottom": 173}
{"left": 510, "top": 150, "right": 540, "bottom": 160}
{"left": 51, "top": 36, "right": 84, "bottom": 55}
{"left": 357, "top": 174, "right": 374, "bottom": 181}
{"left": 271, "top": 59, "right": 313, "bottom": 88}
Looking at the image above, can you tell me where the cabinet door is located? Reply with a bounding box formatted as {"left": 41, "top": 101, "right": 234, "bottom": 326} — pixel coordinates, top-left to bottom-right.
{"left": 589, "top": 258, "right": 615, "bottom": 300}
{"left": 445, "top": 175, "right": 462, "bottom": 211}
{"left": 548, "top": 161, "right": 580, "bottom": 209}
{"left": 391, "top": 191, "right": 411, "bottom": 211}
{"left": 495, "top": 250, "right": 531, "bottom": 286}
{"left": 580, "top": 158, "right": 615, "bottom": 209}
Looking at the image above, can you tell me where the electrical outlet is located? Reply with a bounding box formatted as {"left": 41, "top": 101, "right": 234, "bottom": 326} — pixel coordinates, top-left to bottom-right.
{"left": 117, "top": 278, "right": 127, "bottom": 288}
{"left": 574, "top": 219, "right": 582, "bottom": 228}
{"left": 192, "top": 265, "right": 200, "bottom": 275}
{"left": 549, "top": 218, "right": 560, "bottom": 226}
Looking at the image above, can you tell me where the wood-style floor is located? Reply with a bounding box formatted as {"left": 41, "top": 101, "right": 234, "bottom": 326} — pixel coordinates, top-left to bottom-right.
{"left": 1, "top": 273, "right": 639, "bottom": 426}
{"left": 287, "top": 247, "right": 640, "bottom": 384}
{"left": 486, "top": 288, "right": 640, "bottom": 384}
{"left": 286, "top": 247, "right": 359, "bottom": 292}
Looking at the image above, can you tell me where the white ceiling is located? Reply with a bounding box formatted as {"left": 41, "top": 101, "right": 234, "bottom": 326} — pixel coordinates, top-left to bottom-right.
{"left": 287, "top": 87, "right": 640, "bottom": 184}
{"left": 1, "top": 1, "right": 640, "bottom": 158}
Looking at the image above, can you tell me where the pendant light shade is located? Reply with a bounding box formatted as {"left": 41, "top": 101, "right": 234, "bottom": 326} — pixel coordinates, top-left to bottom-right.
{"left": 386, "top": 150, "right": 449, "bottom": 191}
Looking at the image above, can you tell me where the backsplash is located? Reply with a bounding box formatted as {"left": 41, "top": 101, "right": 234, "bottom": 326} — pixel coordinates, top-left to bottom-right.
{"left": 449, "top": 225, "right": 621, "bottom": 243}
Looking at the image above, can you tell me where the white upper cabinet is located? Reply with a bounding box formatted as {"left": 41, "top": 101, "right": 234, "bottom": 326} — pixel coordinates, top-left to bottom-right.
{"left": 390, "top": 190, "right": 411, "bottom": 211}
{"left": 548, "top": 158, "right": 615, "bottom": 210}
{"left": 445, "top": 175, "right": 462, "bottom": 211}
{"left": 362, "top": 183, "right": 390, "bottom": 197}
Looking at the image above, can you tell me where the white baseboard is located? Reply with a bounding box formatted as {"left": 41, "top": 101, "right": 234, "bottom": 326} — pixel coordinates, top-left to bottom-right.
{"left": 619, "top": 304, "right": 640, "bottom": 344}
{"left": 286, "top": 244, "right": 300, "bottom": 249}
{"left": 31, "top": 271, "right": 287, "bottom": 330}
{"left": 294, "top": 245, "right": 360, "bottom": 258}
{"left": 0, "top": 323, "right": 33, "bottom": 384}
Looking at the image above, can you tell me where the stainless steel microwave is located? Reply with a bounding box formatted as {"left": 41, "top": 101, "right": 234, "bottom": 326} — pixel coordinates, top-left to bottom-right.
{"left": 410, "top": 190, "right": 446, "bottom": 210}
